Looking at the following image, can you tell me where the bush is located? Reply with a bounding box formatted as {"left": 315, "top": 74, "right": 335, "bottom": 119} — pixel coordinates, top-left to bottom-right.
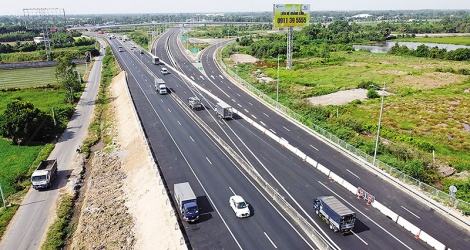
{"left": 367, "top": 89, "right": 380, "bottom": 99}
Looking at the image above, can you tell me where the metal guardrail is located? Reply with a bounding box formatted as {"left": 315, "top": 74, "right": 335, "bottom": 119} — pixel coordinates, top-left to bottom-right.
{"left": 215, "top": 46, "right": 470, "bottom": 221}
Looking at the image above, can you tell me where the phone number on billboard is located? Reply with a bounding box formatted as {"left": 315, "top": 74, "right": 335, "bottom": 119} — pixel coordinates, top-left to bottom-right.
{"left": 277, "top": 17, "right": 307, "bottom": 24}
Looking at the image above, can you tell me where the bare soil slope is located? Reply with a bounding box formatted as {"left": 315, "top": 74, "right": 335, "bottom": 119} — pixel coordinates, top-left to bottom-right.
{"left": 70, "top": 72, "right": 185, "bottom": 249}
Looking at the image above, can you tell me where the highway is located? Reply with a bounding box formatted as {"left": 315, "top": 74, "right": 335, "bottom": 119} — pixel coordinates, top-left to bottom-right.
{"left": 109, "top": 38, "right": 315, "bottom": 249}
{"left": 144, "top": 28, "right": 469, "bottom": 249}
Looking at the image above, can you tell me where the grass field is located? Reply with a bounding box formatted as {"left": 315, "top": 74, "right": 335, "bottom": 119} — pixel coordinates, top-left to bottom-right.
{"left": 226, "top": 50, "right": 470, "bottom": 175}
{"left": 0, "top": 138, "right": 45, "bottom": 197}
{"left": 0, "top": 64, "right": 86, "bottom": 90}
{"left": 395, "top": 36, "right": 470, "bottom": 46}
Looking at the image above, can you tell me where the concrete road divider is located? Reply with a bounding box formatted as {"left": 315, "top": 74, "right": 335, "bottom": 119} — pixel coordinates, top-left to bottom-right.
{"left": 305, "top": 157, "right": 317, "bottom": 168}
{"left": 372, "top": 201, "right": 399, "bottom": 222}
{"left": 418, "top": 230, "right": 446, "bottom": 250}
{"left": 316, "top": 163, "right": 331, "bottom": 176}
{"left": 396, "top": 216, "right": 421, "bottom": 237}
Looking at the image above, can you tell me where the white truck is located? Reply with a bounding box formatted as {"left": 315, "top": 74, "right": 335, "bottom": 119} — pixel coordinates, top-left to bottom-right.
{"left": 31, "top": 159, "right": 58, "bottom": 189}
{"left": 215, "top": 102, "right": 232, "bottom": 119}
{"left": 174, "top": 182, "right": 199, "bottom": 222}
{"left": 155, "top": 78, "right": 167, "bottom": 94}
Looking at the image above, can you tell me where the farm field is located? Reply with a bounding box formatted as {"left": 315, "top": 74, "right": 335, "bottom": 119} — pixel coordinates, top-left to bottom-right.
{"left": 0, "top": 64, "right": 86, "bottom": 90}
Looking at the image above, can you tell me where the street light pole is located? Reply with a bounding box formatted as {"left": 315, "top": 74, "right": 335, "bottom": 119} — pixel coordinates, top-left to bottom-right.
{"left": 277, "top": 54, "right": 280, "bottom": 104}
{"left": 373, "top": 82, "right": 386, "bottom": 165}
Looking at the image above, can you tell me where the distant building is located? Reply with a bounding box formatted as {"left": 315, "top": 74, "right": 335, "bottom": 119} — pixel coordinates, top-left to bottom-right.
{"left": 34, "top": 37, "right": 45, "bottom": 43}
{"left": 351, "top": 14, "right": 373, "bottom": 19}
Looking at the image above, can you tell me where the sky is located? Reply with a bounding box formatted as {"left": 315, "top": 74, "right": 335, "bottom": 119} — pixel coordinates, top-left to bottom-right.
{"left": 1, "top": 0, "right": 468, "bottom": 15}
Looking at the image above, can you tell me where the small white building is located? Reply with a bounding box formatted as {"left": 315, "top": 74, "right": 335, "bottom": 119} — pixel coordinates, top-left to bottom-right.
{"left": 33, "top": 37, "right": 45, "bottom": 43}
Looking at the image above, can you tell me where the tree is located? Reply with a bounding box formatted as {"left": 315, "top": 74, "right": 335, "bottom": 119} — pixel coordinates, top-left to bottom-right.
{"left": 0, "top": 100, "right": 53, "bottom": 145}
{"left": 55, "top": 55, "right": 81, "bottom": 104}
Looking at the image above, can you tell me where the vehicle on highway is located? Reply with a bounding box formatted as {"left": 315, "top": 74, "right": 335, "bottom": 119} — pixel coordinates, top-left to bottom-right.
{"left": 152, "top": 55, "right": 160, "bottom": 65}
{"left": 160, "top": 67, "right": 169, "bottom": 75}
{"left": 229, "top": 195, "right": 250, "bottom": 218}
{"left": 188, "top": 97, "right": 203, "bottom": 110}
{"left": 118, "top": 46, "right": 123, "bottom": 52}
{"left": 215, "top": 102, "right": 233, "bottom": 119}
{"left": 31, "top": 159, "right": 58, "bottom": 189}
{"left": 174, "top": 182, "right": 199, "bottom": 222}
{"left": 313, "top": 196, "right": 356, "bottom": 234}
{"left": 155, "top": 78, "right": 167, "bottom": 95}
{"left": 140, "top": 50, "right": 144, "bottom": 54}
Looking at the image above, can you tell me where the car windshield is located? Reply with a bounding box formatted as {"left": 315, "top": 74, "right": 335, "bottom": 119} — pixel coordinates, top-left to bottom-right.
{"left": 32, "top": 175, "right": 46, "bottom": 182}
{"left": 237, "top": 202, "right": 247, "bottom": 209}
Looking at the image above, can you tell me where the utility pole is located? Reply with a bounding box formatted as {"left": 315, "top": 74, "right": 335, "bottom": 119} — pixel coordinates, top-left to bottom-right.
{"left": 0, "top": 183, "right": 6, "bottom": 209}
{"left": 373, "top": 82, "right": 386, "bottom": 165}
{"left": 23, "top": 8, "right": 66, "bottom": 61}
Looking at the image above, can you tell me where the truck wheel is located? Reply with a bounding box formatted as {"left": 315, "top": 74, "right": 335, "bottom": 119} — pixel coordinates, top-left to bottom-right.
{"left": 315, "top": 209, "right": 319, "bottom": 215}
{"left": 329, "top": 224, "right": 334, "bottom": 231}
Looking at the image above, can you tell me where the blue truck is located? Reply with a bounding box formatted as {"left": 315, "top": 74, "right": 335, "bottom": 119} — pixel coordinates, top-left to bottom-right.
{"left": 174, "top": 182, "right": 199, "bottom": 222}
{"left": 313, "top": 196, "right": 356, "bottom": 234}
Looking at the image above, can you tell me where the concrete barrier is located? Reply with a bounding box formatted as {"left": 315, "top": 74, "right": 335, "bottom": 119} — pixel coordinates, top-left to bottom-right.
{"left": 294, "top": 148, "right": 307, "bottom": 161}
{"left": 396, "top": 217, "right": 421, "bottom": 236}
{"left": 305, "top": 157, "right": 317, "bottom": 168}
{"left": 341, "top": 180, "right": 358, "bottom": 194}
{"left": 329, "top": 172, "right": 344, "bottom": 185}
{"left": 317, "top": 163, "right": 331, "bottom": 176}
{"left": 372, "top": 201, "right": 399, "bottom": 222}
{"left": 418, "top": 231, "right": 446, "bottom": 250}
{"left": 252, "top": 122, "right": 266, "bottom": 133}
{"left": 265, "top": 129, "right": 280, "bottom": 143}
{"left": 284, "top": 143, "right": 297, "bottom": 155}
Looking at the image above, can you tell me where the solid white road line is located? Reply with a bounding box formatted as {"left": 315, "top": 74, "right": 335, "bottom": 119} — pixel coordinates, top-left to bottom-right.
{"left": 264, "top": 232, "right": 278, "bottom": 248}
{"left": 351, "top": 231, "right": 368, "bottom": 245}
{"left": 228, "top": 186, "right": 236, "bottom": 196}
{"left": 401, "top": 206, "right": 421, "bottom": 219}
{"left": 346, "top": 169, "right": 361, "bottom": 179}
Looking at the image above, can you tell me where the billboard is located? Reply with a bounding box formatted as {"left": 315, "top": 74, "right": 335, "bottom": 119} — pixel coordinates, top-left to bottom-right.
{"left": 273, "top": 4, "right": 310, "bottom": 28}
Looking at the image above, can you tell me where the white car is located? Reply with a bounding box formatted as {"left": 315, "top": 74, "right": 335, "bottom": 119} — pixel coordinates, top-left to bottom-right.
{"left": 161, "top": 67, "right": 169, "bottom": 75}
{"left": 229, "top": 195, "right": 250, "bottom": 218}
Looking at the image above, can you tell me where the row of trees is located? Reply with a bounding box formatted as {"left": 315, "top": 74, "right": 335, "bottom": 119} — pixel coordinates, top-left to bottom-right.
{"left": 0, "top": 32, "right": 93, "bottom": 54}
{"left": 388, "top": 43, "right": 470, "bottom": 61}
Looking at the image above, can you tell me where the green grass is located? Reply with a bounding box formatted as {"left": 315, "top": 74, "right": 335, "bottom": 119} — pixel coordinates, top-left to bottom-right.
{"left": 394, "top": 36, "right": 470, "bottom": 46}
{"left": 0, "top": 205, "right": 19, "bottom": 237}
{"left": 225, "top": 48, "right": 470, "bottom": 197}
{"left": 0, "top": 138, "right": 45, "bottom": 196}
{"left": 41, "top": 194, "right": 74, "bottom": 250}
{"left": 0, "top": 64, "right": 86, "bottom": 90}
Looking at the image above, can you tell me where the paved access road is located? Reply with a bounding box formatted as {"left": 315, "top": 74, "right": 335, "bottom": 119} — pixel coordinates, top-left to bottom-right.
{"left": 0, "top": 44, "right": 105, "bottom": 250}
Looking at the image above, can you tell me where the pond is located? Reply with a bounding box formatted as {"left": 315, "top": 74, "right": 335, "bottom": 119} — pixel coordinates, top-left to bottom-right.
{"left": 353, "top": 41, "right": 470, "bottom": 53}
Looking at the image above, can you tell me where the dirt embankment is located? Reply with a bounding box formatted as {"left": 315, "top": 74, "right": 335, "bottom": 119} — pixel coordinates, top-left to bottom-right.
{"left": 69, "top": 72, "right": 185, "bottom": 249}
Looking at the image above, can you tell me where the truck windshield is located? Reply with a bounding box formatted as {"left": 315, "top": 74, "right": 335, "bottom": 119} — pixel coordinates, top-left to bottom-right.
{"left": 32, "top": 175, "right": 46, "bottom": 182}
{"left": 186, "top": 207, "right": 198, "bottom": 214}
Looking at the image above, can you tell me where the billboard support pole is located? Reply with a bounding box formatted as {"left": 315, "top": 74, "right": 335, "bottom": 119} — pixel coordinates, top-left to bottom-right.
{"left": 286, "top": 27, "right": 293, "bottom": 70}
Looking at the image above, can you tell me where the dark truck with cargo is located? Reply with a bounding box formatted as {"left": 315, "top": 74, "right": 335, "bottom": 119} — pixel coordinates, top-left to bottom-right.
{"left": 31, "top": 159, "right": 58, "bottom": 189}
{"left": 313, "top": 196, "right": 356, "bottom": 234}
{"left": 174, "top": 182, "right": 199, "bottom": 222}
